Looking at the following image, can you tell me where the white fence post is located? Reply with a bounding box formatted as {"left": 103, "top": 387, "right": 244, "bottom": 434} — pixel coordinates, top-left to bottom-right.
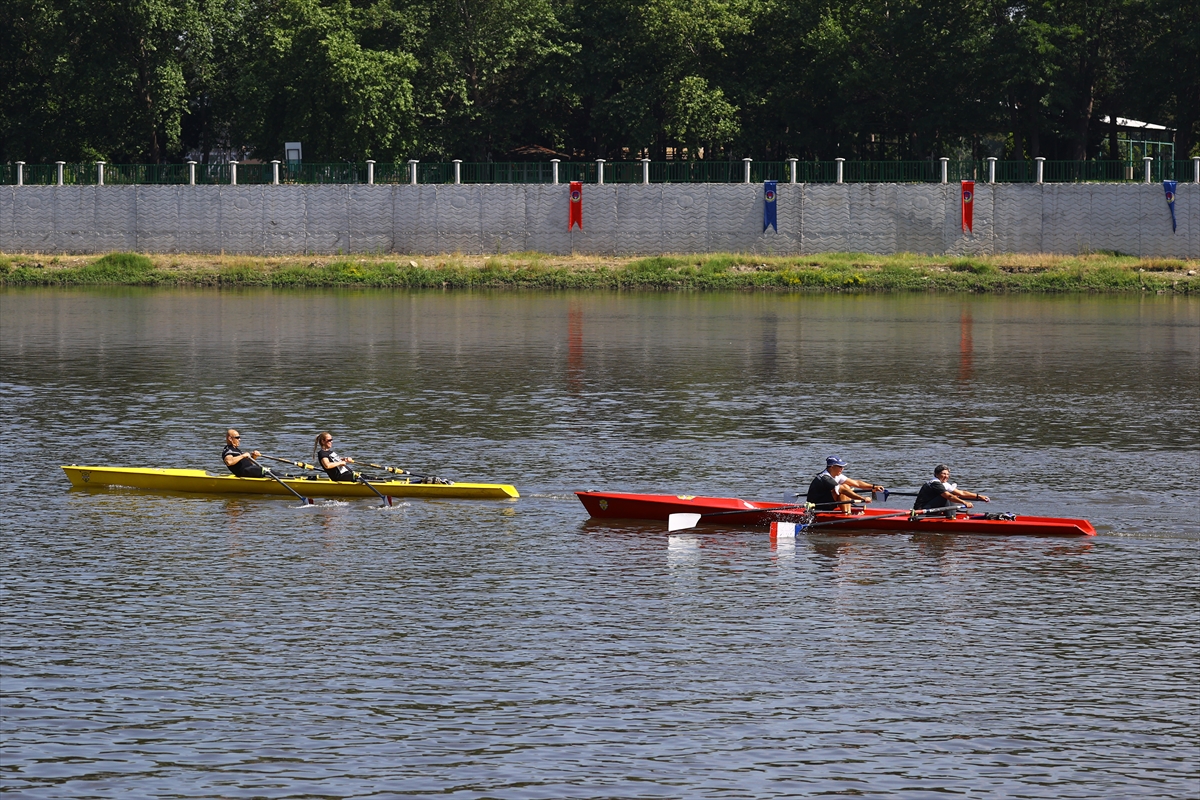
{"left": 229, "top": 160, "right": 237, "bottom": 185}
{"left": 1143, "top": 156, "right": 1153, "bottom": 184}
{"left": 1194, "top": 156, "right": 1200, "bottom": 183}
{"left": 596, "top": 158, "right": 605, "bottom": 184}
{"left": 551, "top": 159, "right": 560, "bottom": 185}
{"left": 641, "top": 157, "right": 650, "bottom": 185}
{"left": 453, "top": 159, "right": 462, "bottom": 184}
{"left": 366, "top": 159, "right": 375, "bottom": 185}
{"left": 743, "top": 157, "right": 752, "bottom": 183}
{"left": 408, "top": 159, "right": 418, "bottom": 185}
{"left": 56, "top": 161, "right": 65, "bottom": 186}
{"left": 96, "top": 161, "right": 105, "bottom": 186}
{"left": 1035, "top": 157, "right": 1045, "bottom": 184}
{"left": 835, "top": 158, "right": 845, "bottom": 184}
{"left": 187, "top": 160, "right": 196, "bottom": 185}
{"left": 271, "top": 160, "right": 280, "bottom": 185}
{"left": 15, "top": 161, "right": 24, "bottom": 186}
{"left": 787, "top": 157, "right": 798, "bottom": 184}
{"left": 939, "top": 157, "right": 949, "bottom": 184}
{"left": 987, "top": 157, "right": 997, "bottom": 184}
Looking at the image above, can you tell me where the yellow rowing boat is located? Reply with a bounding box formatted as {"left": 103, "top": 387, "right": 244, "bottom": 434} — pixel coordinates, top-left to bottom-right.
{"left": 61, "top": 466, "right": 519, "bottom": 500}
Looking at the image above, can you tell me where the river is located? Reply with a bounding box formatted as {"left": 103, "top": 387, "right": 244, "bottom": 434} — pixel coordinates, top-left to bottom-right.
{"left": 2, "top": 288, "right": 1197, "bottom": 798}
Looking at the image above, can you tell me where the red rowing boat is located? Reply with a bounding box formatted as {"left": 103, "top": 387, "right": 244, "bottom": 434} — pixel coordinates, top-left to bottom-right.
{"left": 575, "top": 491, "right": 1096, "bottom": 537}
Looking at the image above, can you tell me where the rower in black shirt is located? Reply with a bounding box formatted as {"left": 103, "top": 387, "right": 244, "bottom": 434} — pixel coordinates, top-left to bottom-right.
{"left": 913, "top": 465, "right": 989, "bottom": 516}
{"left": 806, "top": 455, "right": 885, "bottom": 513}
{"left": 222, "top": 429, "right": 267, "bottom": 477}
{"left": 313, "top": 431, "right": 357, "bottom": 481}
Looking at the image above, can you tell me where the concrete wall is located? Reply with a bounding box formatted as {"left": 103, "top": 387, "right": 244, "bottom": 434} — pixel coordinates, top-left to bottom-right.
{"left": 1, "top": 183, "right": 1194, "bottom": 257}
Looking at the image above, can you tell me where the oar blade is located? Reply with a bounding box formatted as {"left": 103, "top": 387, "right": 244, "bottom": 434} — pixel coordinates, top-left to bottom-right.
{"left": 667, "top": 513, "right": 703, "bottom": 532}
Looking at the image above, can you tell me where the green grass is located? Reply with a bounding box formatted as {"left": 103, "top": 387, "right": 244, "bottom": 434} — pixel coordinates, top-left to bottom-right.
{"left": 1, "top": 251, "right": 1197, "bottom": 294}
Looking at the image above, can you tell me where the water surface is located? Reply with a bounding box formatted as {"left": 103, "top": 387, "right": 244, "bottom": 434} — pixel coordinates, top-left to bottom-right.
{"left": 2, "top": 289, "right": 1197, "bottom": 798}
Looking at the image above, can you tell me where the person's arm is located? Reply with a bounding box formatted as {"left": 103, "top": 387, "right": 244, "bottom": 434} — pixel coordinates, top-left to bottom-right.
{"left": 942, "top": 486, "right": 973, "bottom": 509}
{"left": 224, "top": 450, "right": 261, "bottom": 467}
{"left": 838, "top": 485, "right": 870, "bottom": 504}
{"left": 320, "top": 454, "right": 354, "bottom": 469}
{"left": 952, "top": 487, "right": 988, "bottom": 503}
{"left": 845, "top": 477, "right": 885, "bottom": 493}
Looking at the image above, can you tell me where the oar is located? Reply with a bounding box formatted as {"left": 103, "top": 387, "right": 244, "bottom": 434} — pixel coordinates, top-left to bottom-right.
{"left": 669, "top": 502, "right": 824, "bottom": 532}
{"left": 354, "top": 473, "right": 393, "bottom": 507}
{"left": 797, "top": 505, "right": 968, "bottom": 532}
{"left": 260, "top": 453, "right": 320, "bottom": 472}
{"left": 263, "top": 452, "right": 389, "bottom": 506}
{"left": 877, "top": 490, "right": 992, "bottom": 502}
{"left": 363, "top": 461, "right": 454, "bottom": 485}
{"left": 247, "top": 456, "right": 314, "bottom": 505}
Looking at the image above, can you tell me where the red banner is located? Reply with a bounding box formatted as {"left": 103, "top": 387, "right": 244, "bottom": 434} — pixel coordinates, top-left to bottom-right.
{"left": 961, "top": 180, "right": 975, "bottom": 233}
{"left": 569, "top": 181, "right": 582, "bottom": 230}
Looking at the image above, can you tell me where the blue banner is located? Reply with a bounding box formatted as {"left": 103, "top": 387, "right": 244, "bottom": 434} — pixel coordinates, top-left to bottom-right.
{"left": 1163, "top": 180, "right": 1177, "bottom": 232}
{"left": 763, "top": 181, "right": 777, "bottom": 232}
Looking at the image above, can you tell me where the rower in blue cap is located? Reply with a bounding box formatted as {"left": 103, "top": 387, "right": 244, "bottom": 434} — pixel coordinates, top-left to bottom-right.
{"left": 805, "top": 456, "right": 885, "bottom": 514}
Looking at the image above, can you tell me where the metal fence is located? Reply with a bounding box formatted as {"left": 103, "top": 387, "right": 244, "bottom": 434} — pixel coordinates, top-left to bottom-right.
{"left": 3, "top": 159, "right": 1198, "bottom": 186}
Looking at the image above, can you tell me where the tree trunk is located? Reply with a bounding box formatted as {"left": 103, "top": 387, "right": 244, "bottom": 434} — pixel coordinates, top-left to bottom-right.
{"left": 1009, "top": 95, "right": 1024, "bottom": 160}
{"left": 1109, "top": 112, "right": 1120, "bottom": 161}
{"left": 137, "top": 39, "right": 160, "bottom": 162}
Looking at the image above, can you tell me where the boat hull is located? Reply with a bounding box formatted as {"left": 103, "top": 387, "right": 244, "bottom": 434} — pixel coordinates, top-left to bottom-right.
{"left": 576, "top": 491, "right": 1095, "bottom": 536}
{"left": 63, "top": 466, "right": 519, "bottom": 501}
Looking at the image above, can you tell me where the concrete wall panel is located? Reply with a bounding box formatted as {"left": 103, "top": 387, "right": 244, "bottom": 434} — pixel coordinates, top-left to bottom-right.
{"left": 136, "top": 186, "right": 179, "bottom": 253}
{"left": 1139, "top": 183, "right": 1193, "bottom": 258}
{"left": 220, "top": 186, "right": 264, "bottom": 254}
{"left": 0, "top": 187, "right": 13, "bottom": 247}
{"left": 615, "top": 185, "right": 662, "bottom": 256}
{"left": 481, "top": 184, "right": 526, "bottom": 253}
{"left": 944, "top": 184, "right": 994, "bottom": 257}
{"left": 525, "top": 186, "right": 573, "bottom": 254}
{"left": 264, "top": 186, "right": 306, "bottom": 254}
{"left": 348, "top": 185, "right": 393, "bottom": 254}
{"left": 433, "top": 185, "right": 481, "bottom": 254}
{"left": 661, "top": 186, "right": 708, "bottom": 253}
{"left": 802, "top": 185, "right": 851, "bottom": 253}
{"left": 393, "top": 186, "right": 438, "bottom": 254}
{"left": 570, "top": 186, "right": 618, "bottom": 255}
{"left": 304, "top": 185, "right": 349, "bottom": 254}
{"left": 52, "top": 186, "right": 96, "bottom": 253}
{"left": 1085, "top": 184, "right": 1140, "bottom": 256}
{"left": 848, "top": 184, "right": 898, "bottom": 254}
{"left": 177, "top": 187, "right": 221, "bottom": 253}
{"left": 90, "top": 186, "right": 136, "bottom": 252}
{"left": 705, "top": 184, "right": 761, "bottom": 253}
{"left": 993, "top": 184, "right": 1043, "bottom": 254}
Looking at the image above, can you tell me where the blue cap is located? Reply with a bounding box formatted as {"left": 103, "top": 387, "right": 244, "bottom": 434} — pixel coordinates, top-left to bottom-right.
{"left": 826, "top": 456, "right": 848, "bottom": 467}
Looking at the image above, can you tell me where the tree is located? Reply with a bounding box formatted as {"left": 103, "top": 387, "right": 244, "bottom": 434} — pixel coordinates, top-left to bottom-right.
{"left": 231, "top": 0, "right": 418, "bottom": 161}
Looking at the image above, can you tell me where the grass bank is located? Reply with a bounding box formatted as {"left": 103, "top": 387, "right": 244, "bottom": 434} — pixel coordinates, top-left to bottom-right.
{"left": 2, "top": 251, "right": 1197, "bottom": 293}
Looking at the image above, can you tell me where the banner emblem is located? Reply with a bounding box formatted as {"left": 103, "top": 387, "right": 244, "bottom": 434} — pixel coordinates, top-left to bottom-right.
{"left": 569, "top": 181, "right": 582, "bottom": 230}
{"left": 763, "top": 180, "right": 778, "bottom": 232}
{"left": 1163, "top": 181, "right": 1177, "bottom": 232}
{"left": 961, "top": 180, "right": 975, "bottom": 233}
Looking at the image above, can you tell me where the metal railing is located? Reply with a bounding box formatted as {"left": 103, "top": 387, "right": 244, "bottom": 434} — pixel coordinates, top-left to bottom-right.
{"left": 4, "top": 159, "right": 1198, "bottom": 186}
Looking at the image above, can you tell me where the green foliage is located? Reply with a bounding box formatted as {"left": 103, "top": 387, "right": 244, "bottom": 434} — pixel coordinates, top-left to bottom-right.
{"left": 3, "top": 0, "right": 1195, "bottom": 163}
